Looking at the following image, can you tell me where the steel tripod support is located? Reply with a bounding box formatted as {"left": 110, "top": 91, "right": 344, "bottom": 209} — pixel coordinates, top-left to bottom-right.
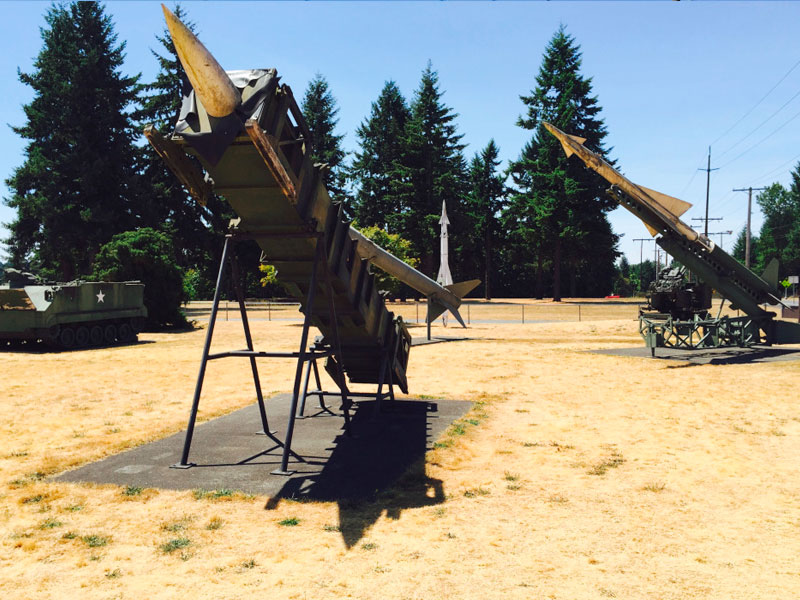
{"left": 173, "top": 235, "right": 282, "bottom": 468}
{"left": 273, "top": 232, "right": 352, "bottom": 475}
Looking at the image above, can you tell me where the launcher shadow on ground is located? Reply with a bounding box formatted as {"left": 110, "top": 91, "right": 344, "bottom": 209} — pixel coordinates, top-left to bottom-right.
{"left": 265, "top": 398, "right": 445, "bottom": 548}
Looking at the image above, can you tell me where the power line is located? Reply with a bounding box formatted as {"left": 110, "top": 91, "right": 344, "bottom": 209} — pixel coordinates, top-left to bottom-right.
{"left": 746, "top": 150, "right": 800, "bottom": 186}
{"left": 717, "top": 104, "right": 800, "bottom": 169}
{"left": 716, "top": 87, "right": 800, "bottom": 159}
{"left": 711, "top": 56, "right": 800, "bottom": 149}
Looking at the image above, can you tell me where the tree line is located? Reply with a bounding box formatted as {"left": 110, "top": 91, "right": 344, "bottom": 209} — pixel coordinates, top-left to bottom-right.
{"left": 7, "top": 4, "right": 794, "bottom": 327}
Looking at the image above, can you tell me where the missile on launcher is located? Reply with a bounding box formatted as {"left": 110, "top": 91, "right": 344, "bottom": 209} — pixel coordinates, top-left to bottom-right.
{"left": 543, "top": 121, "right": 800, "bottom": 348}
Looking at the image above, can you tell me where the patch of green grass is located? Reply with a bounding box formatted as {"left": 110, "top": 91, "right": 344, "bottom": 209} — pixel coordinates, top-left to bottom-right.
{"left": 361, "top": 542, "right": 377, "bottom": 551}
{"left": 62, "top": 531, "right": 77, "bottom": 540}
{"left": 205, "top": 517, "right": 224, "bottom": 530}
{"left": 160, "top": 537, "right": 190, "bottom": 554}
{"left": 8, "top": 450, "right": 28, "bottom": 458}
{"left": 21, "top": 494, "right": 45, "bottom": 504}
{"left": 506, "top": 483, "right": 521, "bottom": 491}
{"left": 241, "top": 559, "right": 257, "bottom": 569}
{"left": 105, "top": 569, "right": 122, "bottom": 579}
{"left": 39, "top": 518, "right": 62, "bottom": 529}
{"left": 65, "top": 504, "right": 84, "bottom": 512}
{"left": 521, "top": 441, "right": 540, "bottom": 447}
{"left": 503, "top": 472, "right": 520, "bottom": 482}
{"left": 82, "top": 534, "right": 109, "bottom": 548}
{"left": 433, "top": 440, "right": 453, "bottom": 449}
{"left": 122, "top": 486, "right": 143, "bottom": 497}
{"left": 323, "top": 524, "right": 341, "bottom": 532}
{"left": 450, "top": 423, "right": 466, "bottom": 436}
{"left": 278, "top": 517, "right": 300, "bottom": 527}
{"left": 432, "top": 507, "right": 446, "bottom": 518}
{"left": 463, "top": 487, "right": 490, "bottom": 498}
{"left": 192, "top": 488, "right": 234, "bottom": 500}
{"left": 465, "top": 418, "right": 480, "bottom": 426}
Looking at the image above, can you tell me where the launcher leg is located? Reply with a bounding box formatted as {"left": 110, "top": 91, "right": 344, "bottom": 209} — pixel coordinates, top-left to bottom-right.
{"left": 173, "top": 236, "right": 231, "bottom": 468}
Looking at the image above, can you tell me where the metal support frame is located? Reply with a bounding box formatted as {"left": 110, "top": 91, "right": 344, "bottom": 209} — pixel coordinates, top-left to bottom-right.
{"left": 296, "top": 328, "right": 400, "bottom": 419}
{"left": 638, "top": 310, "right": 760, "bottom": 356}
{"left": 172, "top": 231, "right": 352, "bottom": 476}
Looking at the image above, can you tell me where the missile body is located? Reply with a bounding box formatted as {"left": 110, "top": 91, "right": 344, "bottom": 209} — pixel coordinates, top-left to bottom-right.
{"left": 543, "top": 122, "right": 702, "bottom": 246}
{"left": 543, "top": 121, "right": 785, "bottom": 321}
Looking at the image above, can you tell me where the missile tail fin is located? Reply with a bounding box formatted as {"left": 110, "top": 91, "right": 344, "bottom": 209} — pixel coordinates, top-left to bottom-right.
{"left": 445, "top": 279, "right": 481, "bottom": 299}
{"left": 426, "top": 279, "right": 480, "bottom": 328}
{"left": 761, "top": 258, "right": 780, "bottom": 289}
{"left": 639, "top": 185, "right": 692, "bottom": 218}
{"left": 644, "top": 223, "right": 660, "bottom": 237}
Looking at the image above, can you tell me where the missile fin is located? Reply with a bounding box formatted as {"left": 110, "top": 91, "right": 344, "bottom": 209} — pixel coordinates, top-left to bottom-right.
{"left": 427, "top": 299, "right": 467, "bottom": 328}
{"left": 162, "top": 4, "right": 240, "bottom": 118}
{"left": 644, "top": 223, "right": 660, "bottom": 237}
{"left": 761, "top": 258, "right": 780, "bottom": 289}
{"left": 444, "top": 279, "right": 481, "bottom": 299}
{"left": 638, "top": 185, "right": 692, "bottom": 218}
{"left": 569, "top": 134, "right": 587, "bottom": 146}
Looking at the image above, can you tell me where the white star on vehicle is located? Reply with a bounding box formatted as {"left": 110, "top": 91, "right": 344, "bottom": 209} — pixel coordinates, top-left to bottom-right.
{"left": 96, "top": 290, "right": 105, "bottom": 303}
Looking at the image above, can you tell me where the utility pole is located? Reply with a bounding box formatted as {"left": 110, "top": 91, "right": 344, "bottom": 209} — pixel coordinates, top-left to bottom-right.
{"left": 709, "top": 230, "right": 733, "bottom": 249}
{"left": 692, "top": 216, "right": 722, "bottom": 233}
{"left": 733, "top": 186, "right": 766, "bottom": 268}
{"left": 698, "top": 147, "right": 720, "bottom": 236}
{"left": 633, "top": 238, "right": 656, "bottom": 292}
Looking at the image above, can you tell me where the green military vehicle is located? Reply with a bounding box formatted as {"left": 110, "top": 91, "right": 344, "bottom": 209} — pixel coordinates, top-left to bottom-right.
{"left": 0, "top": 268, "right": 147, "bottom": 349}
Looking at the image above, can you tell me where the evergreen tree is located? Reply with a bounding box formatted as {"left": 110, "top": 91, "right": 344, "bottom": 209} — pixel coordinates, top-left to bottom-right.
{"left": 506, "top": 26, "right": 618, "bottom": 300}
{"left": 394, "top": 62, "right": 467, "bottom": 276}
{"left": 465, "top": 140, "right": 506, "bottom": 299}
{"left": 135, "top": 4, "right": 229, "bottom": 284}
{"left": 92, "top": 228, "right": 186, "bottom": 328}
{"left": 732, "top": 226, "right": 759, "bottom": 267}
{"left": 301, "top": 74, "right": 347, "bottom": 203}
{"left": 4, "top": 2, "right": 141, "bottom": 281}
{"left": 755, "top": 179, "right": 800, "bottom": 276}
{"left": 350, "top": 81, "right": 410, "bottom": 229}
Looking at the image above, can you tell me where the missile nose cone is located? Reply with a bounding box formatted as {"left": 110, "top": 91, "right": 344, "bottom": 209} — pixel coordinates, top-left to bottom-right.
{"left": 161, "top": 4, "right": 240, "bottom": 118}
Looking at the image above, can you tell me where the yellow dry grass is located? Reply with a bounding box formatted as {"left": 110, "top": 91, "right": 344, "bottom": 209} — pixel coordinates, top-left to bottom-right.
{"left": 1, "top": 299, "right": 799, "bottom": 599}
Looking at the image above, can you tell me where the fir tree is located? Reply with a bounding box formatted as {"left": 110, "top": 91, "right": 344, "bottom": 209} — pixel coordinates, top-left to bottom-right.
{"left": 4, "top": 2, "right": 141, "bottom": 280}
{"left": 394, "top": 62, "right": 467, "bottom": 276}
{"left": 135, "top": 4, "right": 228, "bottom": 276}
{"left": 754, "top": 179, "right": 800, "bottom": 276}
{"left": 465, "top": 140, "right": 506, "bottom": 299}
{"left": 350, "top": 81, "right": 410, "bottom": 229}
{"left": 301, "top": 74, "right": 347, "bottom": 203}
{"left": 506, "top": 26, "right": 618, "bottom": 300}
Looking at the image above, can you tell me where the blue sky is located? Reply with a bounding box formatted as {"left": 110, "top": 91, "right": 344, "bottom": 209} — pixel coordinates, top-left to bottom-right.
{"left": 2, "top": 1, "right": 799, "bottom": 269}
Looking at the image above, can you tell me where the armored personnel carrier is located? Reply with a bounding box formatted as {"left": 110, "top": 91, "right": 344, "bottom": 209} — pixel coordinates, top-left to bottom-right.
{"left": 0, "top": 268, "right": 147, "bottom": 349}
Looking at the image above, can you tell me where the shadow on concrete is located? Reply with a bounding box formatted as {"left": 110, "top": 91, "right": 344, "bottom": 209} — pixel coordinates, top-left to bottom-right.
{"left": 265, "top": 399, "right": 445, "bottom": 548}
{"left": 591, "top": 345, "right": 800, "bottom": 365}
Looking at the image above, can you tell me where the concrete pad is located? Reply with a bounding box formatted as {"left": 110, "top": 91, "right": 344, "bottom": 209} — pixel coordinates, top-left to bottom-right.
{"left": 590, "top": 345, "right": 800, "bottom": 365}
{"left": 54, "top": 394, "right": 471, "bottom": 500}
{"left": 410, "top": 335, "right": 469, "bottom": 346}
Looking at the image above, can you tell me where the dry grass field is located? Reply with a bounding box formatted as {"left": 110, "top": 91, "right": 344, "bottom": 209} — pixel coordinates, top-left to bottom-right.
{"left": 1, "top": 298, "right": 799, "bottom": 599}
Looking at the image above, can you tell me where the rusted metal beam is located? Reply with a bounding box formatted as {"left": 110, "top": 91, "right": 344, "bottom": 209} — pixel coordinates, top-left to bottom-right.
{"left": 244, "top": 119, "right": 298, "bottom": 202}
